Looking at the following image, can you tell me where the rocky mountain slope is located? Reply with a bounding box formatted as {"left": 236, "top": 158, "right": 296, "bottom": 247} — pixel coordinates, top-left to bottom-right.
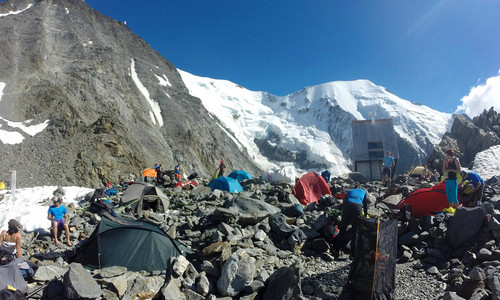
{"left": 0, "top": 0, "right": 260, "bottom": 188}
{"left": 428, "top": 107, "right": 500, "bottom": 171}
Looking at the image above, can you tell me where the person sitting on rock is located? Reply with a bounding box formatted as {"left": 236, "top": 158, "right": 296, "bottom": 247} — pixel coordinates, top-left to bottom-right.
{"left": 333, "top": 186, "right": 369, "bottom": 259}
{"left": 0, "top": 219, "right": 22, "bottom": 264}
{"left": 420, "top": 166, "right": 431, "bottom": 182}
{"left": 47, "top": 196, "right": 72, "bottom": 246}
{"left": 460, "top": 170, "right": 485, "bottom": 206}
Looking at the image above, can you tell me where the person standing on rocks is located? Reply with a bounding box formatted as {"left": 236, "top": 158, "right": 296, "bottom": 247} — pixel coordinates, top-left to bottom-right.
{"left": 0, "top": 219, "right": 22, "bottom": 263}
{"left": 443, "top": 148, "right": 461, "bottom": 208}
{"left": 217, "top": 160, "right": 226, "bottom": 178}
{"left": 156, "top": 164, "right": 164, "bottom": 185}
{"left": 460, "top": 170, "right": 484, "bottom": 206}
{"left": 175, "top": 163, "right": 183, "bottom": 181}
{"left": 333, "top": 187, "right": 369, "bottom": 259}
{"left": 47, "top": 196, "right": 72, "bottom": 246}
{"left": 381, "top": 151, "right": 395, "bottom": 186}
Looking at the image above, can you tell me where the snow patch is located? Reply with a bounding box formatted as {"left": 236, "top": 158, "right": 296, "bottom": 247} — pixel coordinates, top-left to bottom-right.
{"left": 472, "top": 145, "right": 500, "bottom": 181}
{"left": 0, "top": 4, "right": 33, "bottom": 18}
{"left": 0, "top": 186, "right": 94, "bottom": 232}
{"left": 130, "top": 58, "right": 164, "bottom": 127}
{"left": 155, "top": 73, "right": 171, "bottom": 87}
{"left": 0, "top": 83, "right": 50, "bottom": 144}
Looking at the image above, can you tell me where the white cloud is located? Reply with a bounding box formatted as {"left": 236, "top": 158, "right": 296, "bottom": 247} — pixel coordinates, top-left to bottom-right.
{"left": 456, "top": 71, "right": 500, "bottom": 118}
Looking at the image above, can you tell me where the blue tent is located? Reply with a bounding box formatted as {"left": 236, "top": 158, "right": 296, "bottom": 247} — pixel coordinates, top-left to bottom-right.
{"left": 208, "top": 177, "right": 243, "bottom": 193}
{"left": 228, "top": 170, "right": 254, "bottom": 182}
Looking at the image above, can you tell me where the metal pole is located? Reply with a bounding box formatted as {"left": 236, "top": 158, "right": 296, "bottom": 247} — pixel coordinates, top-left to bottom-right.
{"left": 11, "top": 170, "right": 16, "bottom": 201}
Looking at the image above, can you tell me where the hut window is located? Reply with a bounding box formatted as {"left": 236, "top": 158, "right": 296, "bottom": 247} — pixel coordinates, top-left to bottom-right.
{"left": 368, "top": 142, "right": 384, "bottom": 159}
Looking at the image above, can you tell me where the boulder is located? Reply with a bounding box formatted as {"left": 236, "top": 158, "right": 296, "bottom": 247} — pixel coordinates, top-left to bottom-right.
{"left": 217, "top": 250, "right": 256, "bottom": 296}
{"left": 63, "top": 263, "right": 103, "bottom": 299}
{"left": 447, "top": 207, "right": 485, "bottom": 248}
{"left": 260, "top": 262, "right": 301, "bottom": 300}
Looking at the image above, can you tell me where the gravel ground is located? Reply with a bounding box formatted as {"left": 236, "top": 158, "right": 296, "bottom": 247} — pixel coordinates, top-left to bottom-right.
{"left": 300, "top": 255, "right": 447, "bottom": 300}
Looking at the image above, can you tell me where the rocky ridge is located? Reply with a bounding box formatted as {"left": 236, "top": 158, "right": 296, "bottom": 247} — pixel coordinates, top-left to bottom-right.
{"left": 0, "top": 0, "right": 260, "bottom": 188}
{"left": 428, "top": 107, "right": 500, "bottom": 171}
{"left": 7, "top": 171, "right": 500, "bottom": 300}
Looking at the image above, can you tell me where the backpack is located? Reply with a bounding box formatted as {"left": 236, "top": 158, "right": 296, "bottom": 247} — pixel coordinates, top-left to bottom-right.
{"left": 89, "top": 198, "right": 116, "bottom": 216}
{"left": 0, "top": 289, "right": 26, "bottom": 300}
{"left": 399, "top": 203, "right": 412, "bottom": 222}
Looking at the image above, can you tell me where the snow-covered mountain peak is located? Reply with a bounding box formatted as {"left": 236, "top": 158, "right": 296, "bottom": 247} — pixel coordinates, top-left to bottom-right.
{"left": 179, "top": 70, "right": 454, "bottom": 178}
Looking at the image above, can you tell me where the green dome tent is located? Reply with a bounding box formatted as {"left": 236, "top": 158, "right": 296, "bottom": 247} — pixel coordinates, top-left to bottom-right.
{"left": 119, "top": 182, "right": 170, "bottom": 214}
{"left": 74, "top": 214, "right": 192, "bottom": 272}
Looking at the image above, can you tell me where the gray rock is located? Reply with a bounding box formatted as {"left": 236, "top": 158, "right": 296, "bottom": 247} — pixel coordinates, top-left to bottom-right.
{"left": 63, "top": 263, "right": 102, "bottom": 299}
{"left": 161, "top": 277, "right": 186, "bottom": 300}
{"left": 33, "top": 264, "right": 67, "bottom": 281}
{"left": 217, "top": 250, "right": 256, "bottom": 296}
{"left": 442, "top": 291, "right": 466, "bottom": 300}
{"left": 200, "top": 260, "right": 220, "bottom": 278}
{"left": 488, "top": 274, "right": 500, "bottom": 300}
{"left": 96, "top": 266, "right": 128, "bottom": 278}
{"left": 182, "top": 288, "right": 205, "bottom": 300}
{"left": 196, "top": 272, "right": 210, "bottom": 296}
{"left": 261, "top": 262, "right": 301, "bottom": 300}
{"left": 427, "top": 266, "right": 440, "bottom": 275}
{"left": 447, "top": 207, "right": 485, "bottom": 248}
{"left": 469, "top": 266, "right": 487, "bottom": 281}
{"left": 253, "top": 229, "right": 267, "bottom": 241}
{"left": 477, "top": 248, "right": 493, "bottom": 261}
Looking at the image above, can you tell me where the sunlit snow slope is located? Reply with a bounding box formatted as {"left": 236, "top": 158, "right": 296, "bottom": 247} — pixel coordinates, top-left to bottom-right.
{"left": 179, "top": 70, "right": 453, "bottom": 176}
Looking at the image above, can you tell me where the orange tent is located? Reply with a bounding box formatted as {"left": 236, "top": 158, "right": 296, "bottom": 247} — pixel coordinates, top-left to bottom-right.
{"left": 142, "top": 168, "right": 157, "bottom": 178}
{"left": 292, "top": 172, "right": 332, "bottom": 205}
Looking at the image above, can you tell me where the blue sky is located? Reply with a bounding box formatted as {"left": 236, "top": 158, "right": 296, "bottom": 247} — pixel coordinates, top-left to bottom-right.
{"left": 84, "top": 1, "right": 498, "bottom": 114}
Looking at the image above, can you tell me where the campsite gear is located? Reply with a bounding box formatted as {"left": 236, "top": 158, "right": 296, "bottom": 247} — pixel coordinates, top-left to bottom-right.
{"left": 0, "top": 258, "right": 27, "bottom": 294}
{"left": 228, "top": 170, "right": 254, "bottom": 182}
{"left": 409, "top": 166, "right": 425, "bottom": 178}
{"left": 74, "top": 214, "right": 192, "bottom": 272}
{"left": 174, "top": 180, "right": 199, "bottom": 189}
{"left": 119, "top": 183, "right": 169, "bottom": 214}
{"left": 341, "top": 218, "right": 397, "bottom": 300}
{"left": 89, "top": 198, "right": 116, "bottom": 216}
{"left": 0, "top": 182, "right": 4, "bottom": 190}
{"left": 187, "top": 172, "right": 198, "bottom": 180}
{"left": 0, "top": 287, "right": 26, "bottom": 300}
{"left": 142, "top": 168, "right": 157, "bottom": 178}
{"left": 208, "top": 177, "right": 243, "bottom": 193}
{"left": 292, "top": 172, "right": 332, "bottom": 205}
{"left": 396, "top": 181, "right": 462, "bottom": 218}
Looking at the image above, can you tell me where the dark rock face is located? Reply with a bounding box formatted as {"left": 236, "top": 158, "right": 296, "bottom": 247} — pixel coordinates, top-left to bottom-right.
{"left": 0, "top": 0, "right": 260, "bottom": 188}
{"left": 428, "top": 109, "right": 500, "bottom": 171}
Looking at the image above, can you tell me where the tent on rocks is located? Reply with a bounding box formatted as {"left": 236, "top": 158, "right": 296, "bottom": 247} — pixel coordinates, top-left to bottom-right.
{"left": 119, "top": 182, "right": 169, "bottom": 214}
{"left": 73, "top": 213, "right": 192, "bottom": 272}
{"left": 208, "top": 177, "right": 243, "bottom": 193}
{"left": 397, "top": 181, "right": 462, "bottom": 217}
{"left": 228, "top": 170, "right": 254, "bottom": 182}
{"left": 292, "top": 172, "right": 331, "bottom": 205}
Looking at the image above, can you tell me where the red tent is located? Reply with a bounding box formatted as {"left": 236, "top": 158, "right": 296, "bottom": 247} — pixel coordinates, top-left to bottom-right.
{"left": 397, "top": 181, "right": 462, "bottom": 217}
{"left": 292, "top": 172, "right": 332, "bottom": 205}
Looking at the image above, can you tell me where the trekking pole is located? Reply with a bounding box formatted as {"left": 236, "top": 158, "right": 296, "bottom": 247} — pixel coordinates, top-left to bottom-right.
{"left": 27, "top": 275, "right": 63, "bottom": 298}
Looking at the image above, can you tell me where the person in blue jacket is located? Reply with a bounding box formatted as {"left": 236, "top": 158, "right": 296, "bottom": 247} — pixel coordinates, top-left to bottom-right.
{"left": 321, "top": 170, "right": 331, "bottom": 183}
{"left": 460, "top": 170, "right": 485, "bottom": 206}
{"left": 333, "top": 187, "right": 369, "bottom": 259}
